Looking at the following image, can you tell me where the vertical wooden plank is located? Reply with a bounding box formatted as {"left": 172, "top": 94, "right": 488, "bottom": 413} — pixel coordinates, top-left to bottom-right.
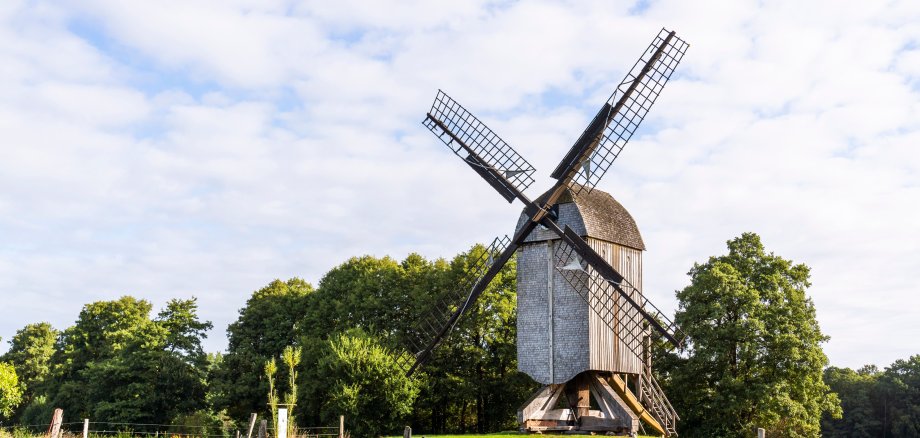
{"left": 246, "top": 414, "right": 257, "bottom": 438}
{"left": 583, "top": 239, "right": 646, "bottom": 375}
{"left": 339, "top": 415, "right": 345, "bottom": 438}
{"left": 82, "top": 419, "right": 89, "bottom": 438}
{"left": 258, "top": 420, "right": 267, "bottom": 438}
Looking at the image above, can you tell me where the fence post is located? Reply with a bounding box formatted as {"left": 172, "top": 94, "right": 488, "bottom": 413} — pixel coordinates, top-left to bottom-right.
{"left": 48, "top": 408, "right": 63, "bottom": 438}
{"left": 247, "top": 414, "right": 257, "bottom": 438}
{"left": 235, "top": 431, "right": 240, "bottom": 438}
{"left": 257, "top": 420, "right": 267, "bottom": 438}
{"left": 83, "top": 419, "right": 89, "bottom": 438}
{"left": 277, "top": 408, "right": 288, "bottom": 438}
{"left": 757, "top": 428, "right": 765, "bottom": 438}
{"left": 339, "top": 415, "right": 344, "bottom": 438}
{"left": 403, "top": 426, "right": 411, "bottom": 438}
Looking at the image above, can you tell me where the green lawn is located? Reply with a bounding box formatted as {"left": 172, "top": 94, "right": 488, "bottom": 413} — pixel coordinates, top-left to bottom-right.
{"left": 387, "top": 434, "right": 658, "bottom": 437}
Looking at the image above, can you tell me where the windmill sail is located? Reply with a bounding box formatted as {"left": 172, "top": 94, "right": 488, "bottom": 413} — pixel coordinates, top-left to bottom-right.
{"left": 552, "top": 28, "right": 689, "bottom": 194}
{"left": 424, "top": 90, "right": 536, "bottom": 203}
{"left": 551, "top": 225, "right": 684, "bottom": 350}
{"left": 395, "top": 236, "right": 514, "bottom": 375}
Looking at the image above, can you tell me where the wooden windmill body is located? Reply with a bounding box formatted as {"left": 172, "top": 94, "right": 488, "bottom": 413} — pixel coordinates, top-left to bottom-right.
{"left": 396, "top": 28, "right": 689, "bottom": 437}
{"left": 516, "top": 187, "right": 646, "bottom": 383}
{"left": 515, "top": 187, "right": 673, "bottom": 435}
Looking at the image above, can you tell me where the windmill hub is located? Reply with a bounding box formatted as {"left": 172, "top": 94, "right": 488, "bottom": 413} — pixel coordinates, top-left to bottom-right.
{"left": 401, "top": 28, "right": 689, "bottom": 436}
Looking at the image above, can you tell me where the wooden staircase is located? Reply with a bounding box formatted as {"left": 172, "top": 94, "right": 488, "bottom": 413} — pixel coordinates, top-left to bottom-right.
{"left": 638, "top": 369, "right": 679, "bottom": 437}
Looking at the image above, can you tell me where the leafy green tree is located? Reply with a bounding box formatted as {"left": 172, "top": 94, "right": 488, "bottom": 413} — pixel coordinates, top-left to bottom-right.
{"left": 661, "top": 233, "right": 840, "bottom": 438}
{"left": 83, "top": 298, "right": 211, "bottom": 423}
{"left": 0, "top": 361, "right": 22, "bottom": 419}
{"left": 297, "top": 254, "right": 441, "bottom": 426}
{"left": 822, "top": 357, "right": 920, "bottom": 437}
{"left": 2, "top": 322, "right": 58, "bottom": 419}
{"left": 49, "top": 296, "right": 154, "bottom": 419}
{"left": 822, "top": 366, "right": 882, "bottom": 437}
{"left": 44, "top": 296, "right": 212, "bottom": 423}
{"left": 316, "top": 330, "right": 419, "bottom": 438}
{"left": 19, "top": 394, "right": 51, "bottom": 426}
{"left": 878, "top": 355, "right": 920, "bottom": 436}
{"left": 2, "top": 323, "right": 58, "bottom": 392}
{"left": 211, "top": 278, "right": 313, "bottom": 423}
{"left": 299, "top": 256, "right": 413, "bottom": 340}
{"left": 299, "top": 247, "right": 532, "bottom": 433}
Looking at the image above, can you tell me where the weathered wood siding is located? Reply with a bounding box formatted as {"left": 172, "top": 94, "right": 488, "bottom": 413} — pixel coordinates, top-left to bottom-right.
{"left": 587, "top": 238, "right": 643, "bottom": 374}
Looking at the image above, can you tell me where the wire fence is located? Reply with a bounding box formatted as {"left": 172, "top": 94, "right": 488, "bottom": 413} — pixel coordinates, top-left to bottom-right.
{"left": 0, "top": 421, "right": 342, "bottom": 438}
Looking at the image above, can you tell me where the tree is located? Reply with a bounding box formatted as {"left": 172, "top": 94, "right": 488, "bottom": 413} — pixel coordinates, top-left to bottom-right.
{"left": 316, "top": 330, "right": 419, "bottom": 438}
{"left": 44, "top": 296, "right": 212, "bottom": 423}
{"left": 0, "top": 361, "right": 22, "bottom": 419}
{"left": 81, "top": 298, "right": 212, "bottom": 423}
{"left": 298, "top": 256, "right": 412, "bottom": 340}
{"left": 49, "top": 296, "right": 154, "bottom": 419}
{"left": 822, "top": 366, "right": 882, "bottom": 437}
{"left": 210, "top": 278, "right": 313, "bottom": 424}
{"left": 297, "top": 254, "right": 441, "bottom": 426}
{"left": 878, "top": 355, "right": 920, "bottom": 436}
{"left": 662, "top": 233, "right": 840, "bottom": 438}
{"left": 297, "top": 248, "right": 532, "bottom": 433}
{"left": 822, "top": 357, "right": 920, "bottom": 437}
{"left": 2, "top": 322, "right": 58, "bottom": 419}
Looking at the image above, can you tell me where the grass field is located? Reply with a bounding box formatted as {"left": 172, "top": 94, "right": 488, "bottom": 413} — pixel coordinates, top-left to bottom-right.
{"left": 385, "top": 434, "right": 658, "bottom": 437}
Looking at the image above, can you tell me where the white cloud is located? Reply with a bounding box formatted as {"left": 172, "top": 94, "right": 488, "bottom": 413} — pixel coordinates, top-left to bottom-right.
{"left": 0, "top": 0, "right": 917, "bottom": 371}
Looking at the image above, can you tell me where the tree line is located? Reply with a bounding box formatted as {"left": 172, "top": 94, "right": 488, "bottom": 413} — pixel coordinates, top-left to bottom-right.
{"left": 0, "top": 233, "right": 917, "bottom": 437}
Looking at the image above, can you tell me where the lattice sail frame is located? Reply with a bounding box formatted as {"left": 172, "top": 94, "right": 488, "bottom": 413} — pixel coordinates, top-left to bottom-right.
{"left": 563, "top": 28, "right": 689, "bottom": 195}
{"left": 551, "top": 239, "right": 684, "bottom": 356}
{"left": 424, "top": 90, "right": 536, "bottom": 201}
{"left": 395, "top": 235, "right": 512, "bottom": 374}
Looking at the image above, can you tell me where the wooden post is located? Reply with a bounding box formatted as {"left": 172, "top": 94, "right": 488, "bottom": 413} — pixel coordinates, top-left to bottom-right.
{"left": 257, "top": 420, "right": 267, "bottom": 438}
{"left": 339, "top": 415, "right": 344, "bottom": 438}
{"left": 83, "top": 419, "right": 89, "bottom": 438}
{"left": 757, "top": 428, "right": 765, "bottom": 438}
{"left": 48, "top": 408, "right": 63, "bottom": 438}
{"left": 402, "top": 426, "right": 411, "bottom": 438}
{"left": 564, "top": 372, "right": 591, "bottom": 418}
{"left": 235, "top": 431, "right": 240, "bottom": 438}
{"left": 277, "top": 408, "right": 288, "bottom": 438}
{"left": 246, "top": 414, "right": 257, "bottom": 438}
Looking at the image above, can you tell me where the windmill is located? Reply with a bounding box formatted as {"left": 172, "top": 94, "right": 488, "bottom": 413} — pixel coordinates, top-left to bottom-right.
{"left": 398, "top": 28, "right": 689, "bottom": 436}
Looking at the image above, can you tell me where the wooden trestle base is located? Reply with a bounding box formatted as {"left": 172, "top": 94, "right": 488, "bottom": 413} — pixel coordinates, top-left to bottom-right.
{"left": 518, "top": 371, "right": 640, "bottom": 436}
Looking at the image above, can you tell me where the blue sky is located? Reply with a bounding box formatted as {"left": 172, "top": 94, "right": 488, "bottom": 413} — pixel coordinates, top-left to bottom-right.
{"left": 1, "top": 0, "right": 919, "bottom": 370}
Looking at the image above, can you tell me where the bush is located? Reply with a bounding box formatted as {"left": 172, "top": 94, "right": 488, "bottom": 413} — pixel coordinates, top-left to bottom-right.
{"left": 0, "top": 363, "right": 22, "bottom": 419}
{"left": 316, "top": 330, "right": 419, "bottom": 437}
